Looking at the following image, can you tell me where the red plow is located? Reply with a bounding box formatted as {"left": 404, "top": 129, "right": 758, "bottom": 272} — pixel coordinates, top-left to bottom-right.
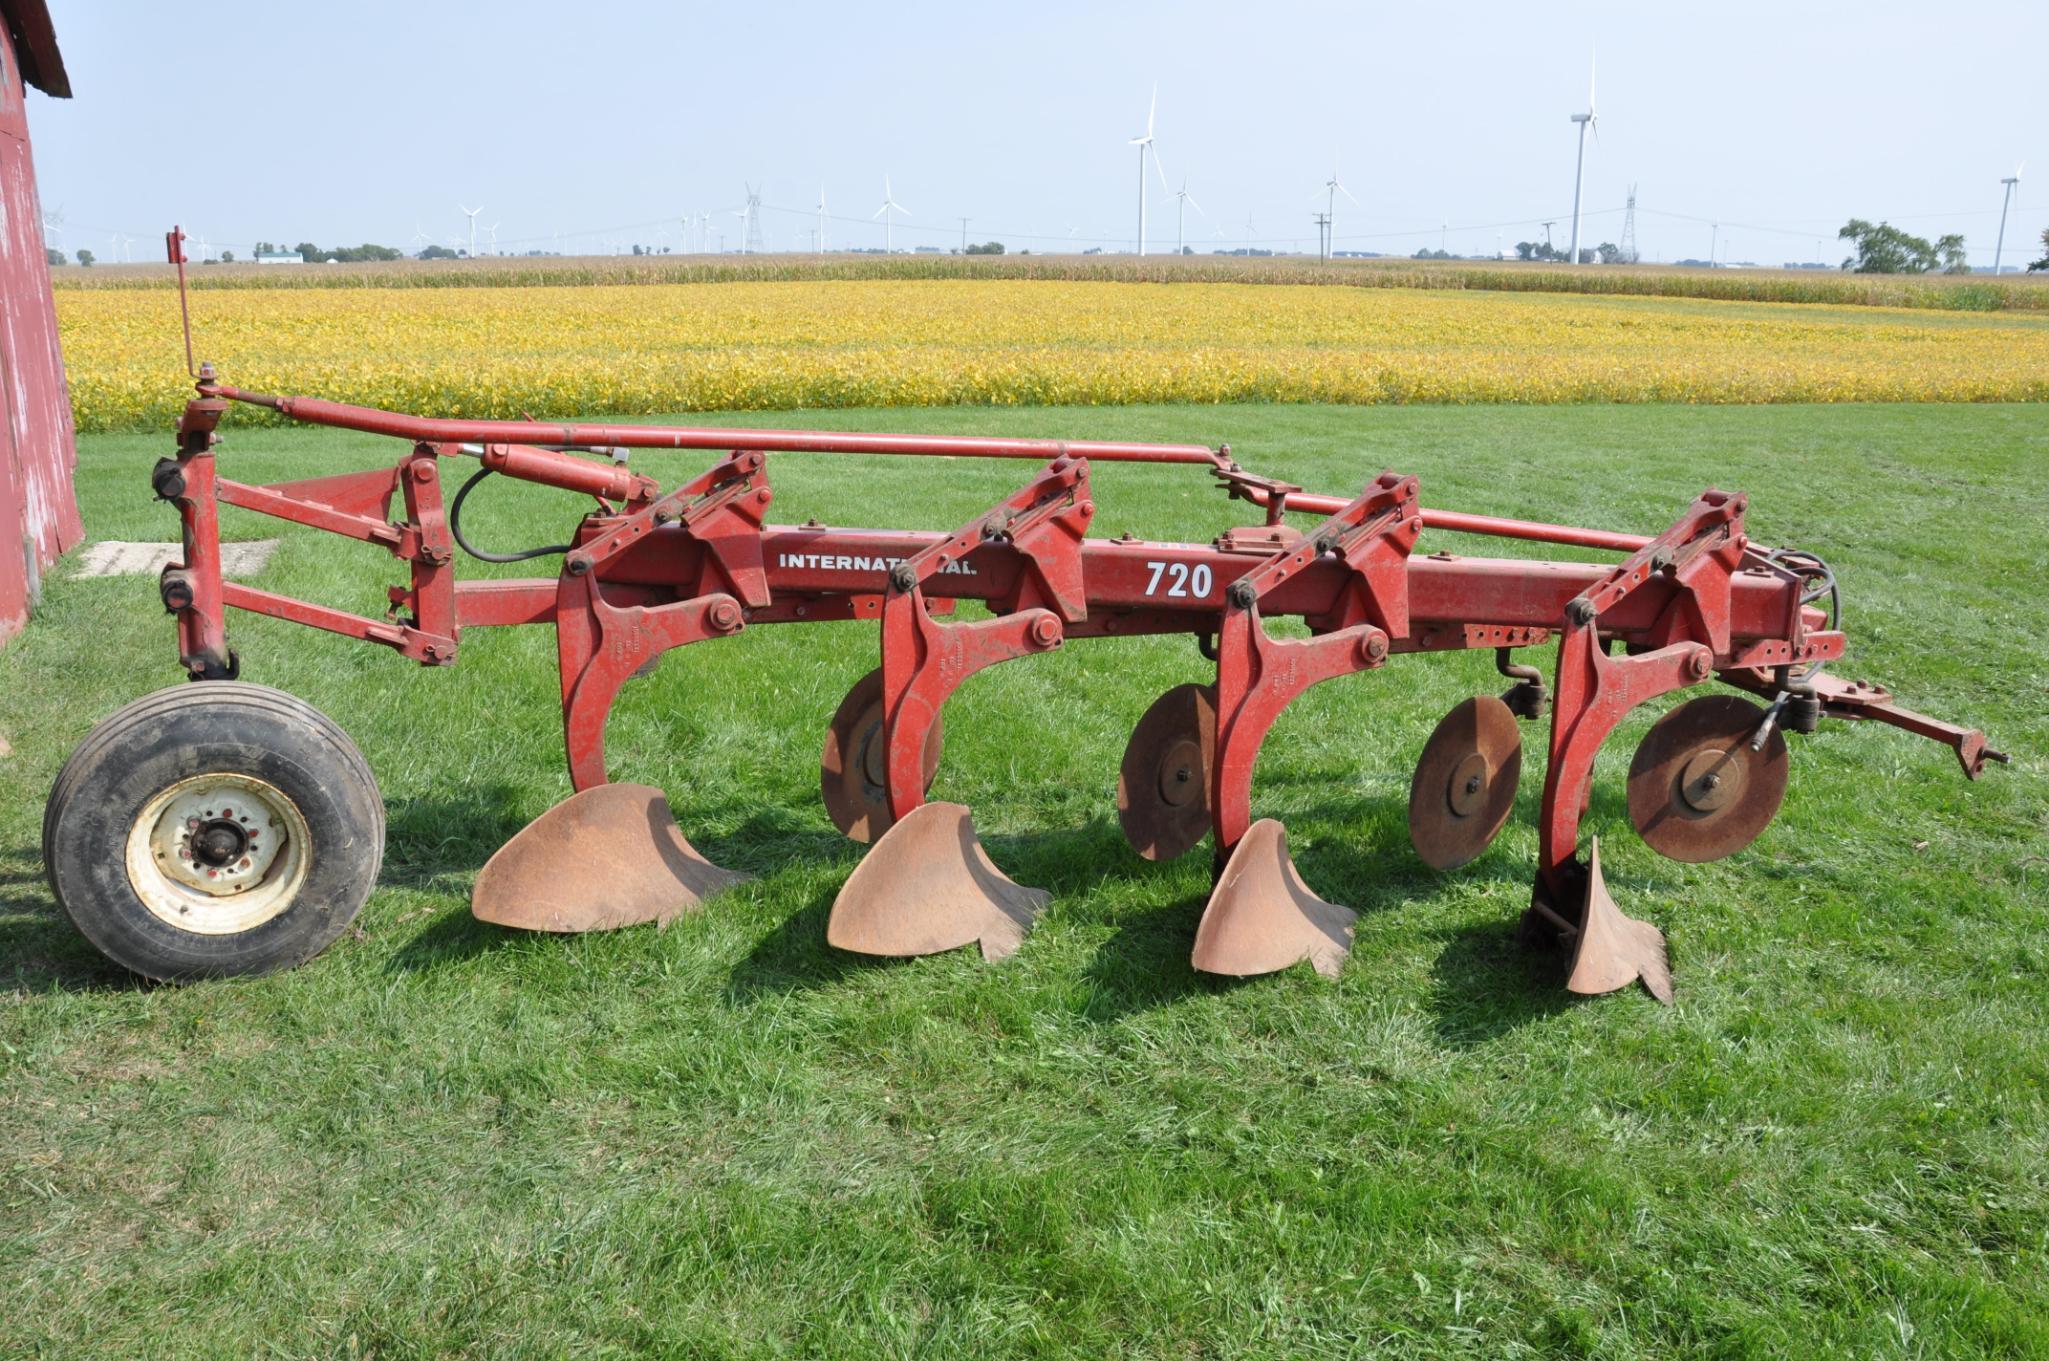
{"left": 41, "top": 359, "right": 2004, "bottom": 990}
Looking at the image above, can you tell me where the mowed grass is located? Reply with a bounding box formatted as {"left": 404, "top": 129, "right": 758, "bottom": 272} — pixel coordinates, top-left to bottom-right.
{"left": 1, "top": 402, "right": 2045, "bottom": 1358}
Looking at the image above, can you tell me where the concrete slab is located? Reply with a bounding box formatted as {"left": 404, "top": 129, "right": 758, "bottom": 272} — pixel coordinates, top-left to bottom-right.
{"left": 75, "top": 540, "right": 279, "bottom": 580}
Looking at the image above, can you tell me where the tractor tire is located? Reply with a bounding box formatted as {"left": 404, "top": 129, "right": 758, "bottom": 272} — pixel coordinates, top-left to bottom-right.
{"left": 44, "top": 683, "right": 385, "bottom": 981}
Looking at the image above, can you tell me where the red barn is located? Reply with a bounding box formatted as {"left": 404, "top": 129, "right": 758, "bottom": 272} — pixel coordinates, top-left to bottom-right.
{"left": 0, "top": 0, "right": 78, "bottom": 644}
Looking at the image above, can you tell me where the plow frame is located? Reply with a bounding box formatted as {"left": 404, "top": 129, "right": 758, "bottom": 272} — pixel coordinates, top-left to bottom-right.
{"left": 132, "top": 370, "right": 2006, "bottom": 993}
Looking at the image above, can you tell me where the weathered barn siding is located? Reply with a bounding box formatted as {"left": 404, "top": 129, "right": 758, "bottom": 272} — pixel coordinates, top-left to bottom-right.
{"left": 0, "top": 8, "right": 79, "bottom": 642}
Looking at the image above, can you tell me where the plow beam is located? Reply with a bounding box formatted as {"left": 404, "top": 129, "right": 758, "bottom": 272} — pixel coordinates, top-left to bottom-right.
{"left": 1191, "top": 472, "right": 1420, "bottom": 980}
{"left": 1524, "top": 490, "right": 1756, "bottom": 999}
{"left": 826, "top": 458, "right": 1092, "bottom": 959}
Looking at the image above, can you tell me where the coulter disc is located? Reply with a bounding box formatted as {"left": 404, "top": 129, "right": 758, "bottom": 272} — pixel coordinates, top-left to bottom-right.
{"left": 1117, "top": 683, "right": 1218, "bottom": 861}
{"left": 820, "top": 667, "right": 943, "bottom": 843}
{"left": 1408, "top": 695, "right": 1523, "bottom": 870}
{"left": 1627, "top": 694, "right": 1788, "bottom": 864}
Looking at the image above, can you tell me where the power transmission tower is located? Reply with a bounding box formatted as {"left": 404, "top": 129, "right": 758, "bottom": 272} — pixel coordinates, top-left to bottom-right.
{"left": 1619, "top": 184, "right": 1639, "bottom": 264}
{"left": 743, "top": 185, "right": 765, "bottom": 253}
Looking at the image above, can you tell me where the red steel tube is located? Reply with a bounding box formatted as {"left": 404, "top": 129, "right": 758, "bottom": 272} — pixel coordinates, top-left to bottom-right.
{"left": 1267, "top": 489, "right": 1651, "bottom": 553}
{"left": 208, "top": 384, "right": 1649, "bottom": 550}
{"left": 202, "top": 385, "right": 1225, "bottom": 465}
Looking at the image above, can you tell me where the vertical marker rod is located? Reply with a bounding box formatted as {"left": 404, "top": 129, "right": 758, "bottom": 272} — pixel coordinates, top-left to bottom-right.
{"left": 166, "top": 225, "right": 196, "bottom": 378}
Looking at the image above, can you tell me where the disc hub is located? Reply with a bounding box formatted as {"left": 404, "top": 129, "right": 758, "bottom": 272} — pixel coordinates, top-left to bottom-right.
{"left": 1677, "top": 747, "right": 1743, "bottom": 812}
{"left": 1446, "top": 752, "right": 1490, "bottom": 818}
{"left": 1156, "top": 738, "right": 1203, "bottom": 808}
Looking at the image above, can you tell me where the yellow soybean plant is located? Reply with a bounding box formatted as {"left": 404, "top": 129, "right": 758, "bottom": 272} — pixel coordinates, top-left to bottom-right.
{"left": 56, "top": 279, "right": 2049, "bottom": 434}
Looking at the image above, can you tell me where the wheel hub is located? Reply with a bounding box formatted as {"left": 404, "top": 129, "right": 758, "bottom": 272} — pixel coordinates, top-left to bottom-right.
{"left": 125, "top": 773, "right": 310, "bottom": 934}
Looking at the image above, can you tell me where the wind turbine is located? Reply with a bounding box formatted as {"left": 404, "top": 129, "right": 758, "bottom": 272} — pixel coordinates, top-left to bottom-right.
{"left": 874, "top": 175, "right": 909, "bottom": 253}
{"left": 817, "top": 183, "right": 829, "bottom": 253}
{"left": 1172, "top": 177, "right": 1206, "bottom": 256}
{"left": 460, "top": 204, "right": 483, "bottom": 258}
{"left": 1319, "top": 161, "right": 1359, "bottom": 261}
{"left": 1129, "top": 83, "right": 1170, "bottom": 254}
{"left": 484, "top": 223, "right": 500, "bottom": 255}
{"left": 1566, "top": 52, "right": 1597, "bottom": 265}
{"left": 1993, "top": 163, "right": 2024, "bottom": 275}
{"left": 40, "top": 204, "right": 63, "bottom": 253}
{"left": 410, "top": 225, "right": 433, "bottom": 255}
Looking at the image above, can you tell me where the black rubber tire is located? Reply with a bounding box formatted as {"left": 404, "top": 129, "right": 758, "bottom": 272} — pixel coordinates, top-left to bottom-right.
{"left": 43, "top": 682, "right": 385, "bottom": 981}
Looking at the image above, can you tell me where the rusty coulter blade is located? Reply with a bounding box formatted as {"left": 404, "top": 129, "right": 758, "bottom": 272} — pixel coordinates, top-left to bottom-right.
{"left": 471, "top": 783, "right": 749, "bottom": 932}
{"left": 1563, "top": 837, "right": 1673, "bottom": 1004}
{"left": 826, "top": 802, "right": 1048, "bottom": 961}
{"left": 1117, "top": 683, "right": 1217, "bottom": 861}
{"left": 1628, "top": 694, "right": 1788, "bottom": 864}
{"left": 1409, "top": 694, "right": 1523, "bottom": 870}
{"left": 1191, "top": 819, "right": 1355, "bottom": 979}
{"left": 820, "top": 667, "right": 944, "bottom": 843}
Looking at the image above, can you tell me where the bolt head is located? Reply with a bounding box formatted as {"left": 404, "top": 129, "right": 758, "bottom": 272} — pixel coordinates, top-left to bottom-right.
{"left": 1030, "top": 615, "right": 1062, "bottom": 648}
{"left": 1227, "top": 580, "right": 1257, "bottom": 609}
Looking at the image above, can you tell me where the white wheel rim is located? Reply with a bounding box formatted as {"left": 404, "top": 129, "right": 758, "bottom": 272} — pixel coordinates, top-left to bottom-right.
{"left": 124, "top": 773, "right": 312, "bottom": 935}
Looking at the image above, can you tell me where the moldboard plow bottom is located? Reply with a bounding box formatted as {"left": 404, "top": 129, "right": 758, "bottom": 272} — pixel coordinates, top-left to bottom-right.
{"left": 43, "top": 356, "right": 2006, "bottom": 991}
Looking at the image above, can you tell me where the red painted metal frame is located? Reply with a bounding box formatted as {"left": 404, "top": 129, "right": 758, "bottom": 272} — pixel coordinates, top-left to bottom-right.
{"left": 877, "top": 456, "right": 1091, "bottom": 823}
{"left": 1210, "top": 472, "right": 1419, "bottom": 858}
{"left": 155, "top": 383, "right": 1993, "bottom": 907}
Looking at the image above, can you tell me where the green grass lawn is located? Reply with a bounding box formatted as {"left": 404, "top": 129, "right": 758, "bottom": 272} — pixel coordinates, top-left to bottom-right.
{"left": 2, "top": 402, "right": 2045, "bottom": 1358}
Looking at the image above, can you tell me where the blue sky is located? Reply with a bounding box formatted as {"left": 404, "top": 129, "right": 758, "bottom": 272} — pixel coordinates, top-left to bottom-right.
{"left": 25, "top": 0, "right": 2047, "bottom": 268}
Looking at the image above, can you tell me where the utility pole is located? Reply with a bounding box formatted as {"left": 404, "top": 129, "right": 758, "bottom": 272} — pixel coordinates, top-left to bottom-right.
{"left": 1313, "top": 212, "right": 1331, "bottom": 261}
{"left": 1993, "top": 169, "right": 2022, "bottom": 275}
{"left": 1543, "top": 221, "right": 1555, "bottom": 253}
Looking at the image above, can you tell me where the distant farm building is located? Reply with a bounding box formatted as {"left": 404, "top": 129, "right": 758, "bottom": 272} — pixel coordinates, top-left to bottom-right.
{"left": 0, "top": 0, "right": 79, "bottom": 643}
{"left": 254, "top": 252, "right": 304, "bottom": 266}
